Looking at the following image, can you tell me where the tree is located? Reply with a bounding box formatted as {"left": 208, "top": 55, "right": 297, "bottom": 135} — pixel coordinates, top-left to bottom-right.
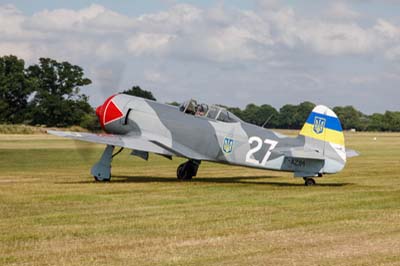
{"left": 278, "top": 104, "right": 298, "bottom": 129}
{"left": 237, "top": 104, "right": 279, "bottom": 127}
{"left": 227, "top": 107, "right": 242, "bottom": 118}
{"left": 26, "top": 58, "right": 92, "bottom": 127}
{"left": 0, "top": 55, "right": 35, "bottom": 123}
{"left": 277, "top": 102, "right": 315, "bottom": 129}
{"left": 122, "top": 86, "right": 156, "bottom": 101}
{"left": 167, "top": 101, "right": 180, "bottom": 106}
{"left": 295, "top": 101, "right": 315, "bottom": 128}
{"left": 366, "top": 113, "right": 384, "bottom": 131}
{"left": 257, "top": 104, "right": 279, "bottom": 128}
{"left": 333, "top": 106, "right": 364, "bottom": 130}
{"left": 382, "top": 111, "right": 400, "bottom": 131}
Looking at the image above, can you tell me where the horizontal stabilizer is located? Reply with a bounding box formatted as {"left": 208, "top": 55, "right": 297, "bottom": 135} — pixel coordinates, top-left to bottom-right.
{"left": 274, "top": 147, "right": 324, "bottom": 160}
{"left": 346, "top": 149, "right": 359, "bottom": 158}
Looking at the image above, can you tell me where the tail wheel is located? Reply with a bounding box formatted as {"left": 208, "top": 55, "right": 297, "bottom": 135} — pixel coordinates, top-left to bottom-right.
{"left": 93, "top": 174, "right": 111, "bottom": 182}
{"left": 304, "top": 178, "right": 316, "bottom": 186}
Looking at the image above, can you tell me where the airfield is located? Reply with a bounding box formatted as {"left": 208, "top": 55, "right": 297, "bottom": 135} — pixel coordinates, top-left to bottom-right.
{"left": 0, "top": 131, "right": 400, "bottom": 265}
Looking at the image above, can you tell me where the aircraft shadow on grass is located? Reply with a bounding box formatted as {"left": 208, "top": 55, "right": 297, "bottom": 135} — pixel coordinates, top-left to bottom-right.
{"left": 63, "top": 175, "right": 351, "bottom": 187}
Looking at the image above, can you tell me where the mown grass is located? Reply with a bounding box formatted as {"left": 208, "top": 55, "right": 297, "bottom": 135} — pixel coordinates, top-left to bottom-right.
{"left": 0, "top": 124, "right": 88, "bottom": 135}
{"left": 0, "top": 132, "right": 400, "bottom": 265}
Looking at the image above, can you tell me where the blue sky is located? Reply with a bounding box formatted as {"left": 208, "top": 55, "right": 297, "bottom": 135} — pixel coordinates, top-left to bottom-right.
{"left": 1, "top": 0, "right": 254, "bottom": 16}
{"left": 1, "top": 0, "right": 400, "bottom": 113}
{"left": 6, "top": 0, "right": 399, "bottom": 20}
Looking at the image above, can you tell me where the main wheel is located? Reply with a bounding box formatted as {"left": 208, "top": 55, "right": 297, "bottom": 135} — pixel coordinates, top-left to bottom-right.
{"left": 177, "top": 164, "right": 185, "bottom": 180}
{"left": 304, "top": 178, "right": 316, "bottom": 186}
{"left": 177, "top": 163, "right": 193, "bottom": 180}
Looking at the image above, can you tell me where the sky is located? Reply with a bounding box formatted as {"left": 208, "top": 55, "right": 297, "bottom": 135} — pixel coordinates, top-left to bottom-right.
{"left": 1, "top": 0, "right": 400, "bottom": 113}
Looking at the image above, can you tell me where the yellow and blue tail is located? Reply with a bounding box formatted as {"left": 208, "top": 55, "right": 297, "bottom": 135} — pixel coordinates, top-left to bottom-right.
{"left": 299, "top": 105, "right": 346, "bottom": 163}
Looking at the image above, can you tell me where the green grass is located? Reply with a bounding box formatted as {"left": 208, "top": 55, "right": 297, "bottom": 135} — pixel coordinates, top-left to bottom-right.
{"left": 1, "top": 132, "right": 400, "bottom": 265}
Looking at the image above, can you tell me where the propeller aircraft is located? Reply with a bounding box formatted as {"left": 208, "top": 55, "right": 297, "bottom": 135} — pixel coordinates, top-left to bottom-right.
{"left": 48, "top": 94, "right": 358, "bottom": 186}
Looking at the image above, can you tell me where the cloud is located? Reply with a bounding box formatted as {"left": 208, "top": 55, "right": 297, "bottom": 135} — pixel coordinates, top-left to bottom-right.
{"left": 0, "top": 2, "right": 400, "bottom": 113}
{"left": 374, "top": 19, "right": 400, "bottom": 39}
{"left": 135, "top": 4, "right": 202, "bottom": 32}
{"left": 26, "top": 4, "right": 135, "bottom": 33}
{"left": 144, "top": 70, "right": 167, "bottom": 83}
{"left": 385, "top": 46, "right": 400, "bottom": 61}
{"left": 262, "top": 6, "right": 380, "bottom": 56}
{"left": 2, "top": 3, "right": 395, "bottom": 61}
{"left": 300, "top": 22, "right": 377, "bottom": 55}
{"left": 126, "top": 33, "right": 174, "bottom": 56}
{"left": 326, "top": 2, "right": 360, "bottom": 20}
{"left": 0, "top": 41, "right": 33, "bottom": 61}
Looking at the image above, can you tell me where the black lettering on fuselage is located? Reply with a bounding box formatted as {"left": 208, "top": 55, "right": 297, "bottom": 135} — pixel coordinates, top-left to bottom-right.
{"left": 287, "top": 158, "right": 306, "bottom": 168}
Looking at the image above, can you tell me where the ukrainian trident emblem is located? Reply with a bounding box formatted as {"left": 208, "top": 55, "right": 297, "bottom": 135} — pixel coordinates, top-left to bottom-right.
{"left": 313, "top": 117, "right": 326, "bottom": 134}
{"left": 223, "top": 137, "right": 234, "bottom": 153}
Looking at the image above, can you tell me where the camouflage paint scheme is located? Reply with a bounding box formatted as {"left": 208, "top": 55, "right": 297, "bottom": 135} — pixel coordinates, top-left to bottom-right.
{"left": 48, "top": 94, "right": 356, "bottom": 183}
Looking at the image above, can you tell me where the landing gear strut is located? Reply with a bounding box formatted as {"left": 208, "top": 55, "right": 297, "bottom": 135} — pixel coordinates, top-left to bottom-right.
{"left": 177, "top": 160, "right": 201, "bottom": 180}
{"left": 91, "top": 145, "right": 124, "bottom": 182}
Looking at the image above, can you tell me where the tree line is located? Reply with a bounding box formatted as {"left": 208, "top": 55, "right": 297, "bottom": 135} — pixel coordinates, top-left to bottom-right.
{"left": 1, "top": 55, "right": 399, "bottom": 131}
{"left": 227, "top": 103, "right": 400, "bottom": 131}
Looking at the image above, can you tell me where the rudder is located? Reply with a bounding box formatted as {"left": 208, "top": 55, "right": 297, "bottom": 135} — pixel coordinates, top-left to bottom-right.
{"left": 299, "top": 105, "right": 346, "bottom": 165}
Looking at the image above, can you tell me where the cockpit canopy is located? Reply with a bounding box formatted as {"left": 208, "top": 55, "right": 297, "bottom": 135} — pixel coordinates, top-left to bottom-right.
{"left": 179, "top": 99, "right": 241, "bottom": 123}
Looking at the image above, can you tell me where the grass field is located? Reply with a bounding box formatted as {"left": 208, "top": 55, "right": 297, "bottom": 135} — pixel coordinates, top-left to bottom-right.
{"left": 1, "top": 131, "right": 400, "bottom": 265}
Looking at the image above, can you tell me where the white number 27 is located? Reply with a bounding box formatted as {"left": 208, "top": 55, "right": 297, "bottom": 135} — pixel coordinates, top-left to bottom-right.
{"left": 245, "top": 137, "right": 278, "bottom": 166}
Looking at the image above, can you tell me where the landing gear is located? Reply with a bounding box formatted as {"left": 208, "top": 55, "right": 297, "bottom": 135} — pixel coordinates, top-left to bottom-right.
{"left": 303, "top": 177, "right": 316, "bottom": 186}
{"left": 94, "top": 175, "right": 110, "bottom": 182}
{"left": 91, "top": 145, "right": 124, "bottom": 182}
{"left": 177, "top": 160, "right": 201, "bottom": 180}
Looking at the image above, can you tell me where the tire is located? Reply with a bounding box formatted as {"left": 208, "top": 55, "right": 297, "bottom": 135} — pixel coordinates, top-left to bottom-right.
{"left": 93, "top": 175, "right": 111, "bottom": 182}
{"left": 177, "top": 163, "right": 193, "bottom": 180}
{"left": 304, "top": 178, "right": 316, "bottom": 186}
{"left": 177, "top": 164, "right": 185, "bottom": 180}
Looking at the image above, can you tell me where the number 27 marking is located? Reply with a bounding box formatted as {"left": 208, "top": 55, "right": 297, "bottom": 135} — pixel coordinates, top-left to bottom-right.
{"left": 245, "top": 137, "right": 278, "bottom": 166}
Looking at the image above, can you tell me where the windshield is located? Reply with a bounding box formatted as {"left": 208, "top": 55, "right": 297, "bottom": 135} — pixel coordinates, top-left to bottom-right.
{"left": 206, "top": 106, "right": 220, "bottom": 119}
{"left": 179, "top": 100, "right": 241, "bottom": 123}
{"left": 206, "top": 106, "right": 240, "bottom": 123}
{"left": 217, "top": 110, "right": 240, "bottom": 123}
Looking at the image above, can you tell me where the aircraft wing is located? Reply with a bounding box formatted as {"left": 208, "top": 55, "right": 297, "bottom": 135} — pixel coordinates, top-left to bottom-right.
{"left": 149, "top": 139, "right": 212, "bottom": 161}
{"left": 47, "top": 130, "right": 175, "bottom": 156}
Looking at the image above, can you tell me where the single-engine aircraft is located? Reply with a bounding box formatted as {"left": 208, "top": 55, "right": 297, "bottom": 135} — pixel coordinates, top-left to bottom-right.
{"left": 48, "top": 94, "right": 358, "bottom": 186}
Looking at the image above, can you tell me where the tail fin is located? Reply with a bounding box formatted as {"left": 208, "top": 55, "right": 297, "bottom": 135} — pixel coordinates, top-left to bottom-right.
{"left": 299, "top": 105, "right": 346, "bottom": 170}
